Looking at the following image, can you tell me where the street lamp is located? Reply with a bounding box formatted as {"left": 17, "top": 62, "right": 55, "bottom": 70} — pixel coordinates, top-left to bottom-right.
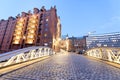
{"left": 87, "top": 31, "right": 96, "bottom": 36}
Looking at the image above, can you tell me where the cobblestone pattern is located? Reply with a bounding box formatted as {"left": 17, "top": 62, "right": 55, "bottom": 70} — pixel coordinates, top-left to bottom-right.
{"left": 0, "top": 53, "right": 120, "bottom": 80}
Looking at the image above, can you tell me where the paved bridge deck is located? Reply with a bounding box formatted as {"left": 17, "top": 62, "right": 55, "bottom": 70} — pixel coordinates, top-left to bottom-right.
{"left": 0, "top": 53, "right": 120, "bottom": 80}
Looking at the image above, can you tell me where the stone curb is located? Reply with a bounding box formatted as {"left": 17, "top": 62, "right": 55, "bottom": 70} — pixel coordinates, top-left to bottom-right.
{"left": 84, "top": 55, "right": 120, "bottom": 69}
{"left": 0, "top": 56, "right": 50, "bottom": 76}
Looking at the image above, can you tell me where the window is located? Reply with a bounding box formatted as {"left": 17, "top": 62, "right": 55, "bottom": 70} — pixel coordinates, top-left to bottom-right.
{"left": 45, "top": 23, "right": 48, "bottom": 26}
{"left": 45, "top": 28, "right": 48, "bottom": 31}
{"left": 44, "top": 34, "right": 47, "bottom": 37}
{"left": 46, "top": 18, "right": 48, "bottom": 22}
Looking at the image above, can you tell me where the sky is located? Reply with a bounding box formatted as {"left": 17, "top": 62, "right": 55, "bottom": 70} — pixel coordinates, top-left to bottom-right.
{"left": 0, "top": 0, "right": 120, "bottom": 37}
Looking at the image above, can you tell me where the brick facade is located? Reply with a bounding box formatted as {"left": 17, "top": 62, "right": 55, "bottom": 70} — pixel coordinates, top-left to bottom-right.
{"left": 0, "top": 6, "right": 61, "bottom": 53}
{"left": 69, "top": 37, "right": 86, "bottom": 51}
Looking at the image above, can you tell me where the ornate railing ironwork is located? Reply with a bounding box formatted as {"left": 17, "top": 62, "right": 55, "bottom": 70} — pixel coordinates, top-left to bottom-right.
{"left": 85, "top": 47, "right": 120, "bottom": 64}
{"left": 0, "top": 46, "right": 55, "bottom": 68}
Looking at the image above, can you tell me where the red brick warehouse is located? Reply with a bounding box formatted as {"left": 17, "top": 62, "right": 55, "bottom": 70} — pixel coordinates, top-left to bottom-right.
{"left": 0, "top": 6, "right": 61, "bottom": 53}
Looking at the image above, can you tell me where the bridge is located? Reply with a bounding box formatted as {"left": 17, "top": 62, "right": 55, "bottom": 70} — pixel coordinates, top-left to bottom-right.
{"left": 0, "top": 46, "right": 120, "bottom": 80}
{"left": 0, "top": 46, "right": 55, "bottom": 68}
{"left": 85, "top": 47, "right": 120, "bottom": 64}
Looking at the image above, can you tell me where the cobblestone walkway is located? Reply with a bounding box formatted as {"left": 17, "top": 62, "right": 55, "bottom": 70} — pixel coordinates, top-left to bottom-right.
{"left": 0, "top": 53, "right": 120, "bottom": 80}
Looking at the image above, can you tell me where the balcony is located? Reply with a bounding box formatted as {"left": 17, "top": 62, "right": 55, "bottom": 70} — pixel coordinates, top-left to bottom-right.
{"left": 13, "top": 36, "right": 21, "bottom": 40}
{"left": 27, "top": 25, "right": 37, "bottom": 30}
{"left": 15, "top": 27, "right": 23, "bottom": 31}
{"left": 12, "top": 40, "right": 20, "bottom": 44}
{"left": 26, "top": 35, "right": 35, "bottom": 39}
{"left": 26, "top": 39, "right": 34, "bottom": 44}
{"left": 14, "top": 31, "right": 22, "bottom": 35}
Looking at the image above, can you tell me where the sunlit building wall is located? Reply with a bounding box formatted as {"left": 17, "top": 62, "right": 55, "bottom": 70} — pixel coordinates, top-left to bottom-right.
{"left": 52, "top": 17, "right": 61, "bottom": 52}
{"left": 11, "top": 12, "right": 28, "bottom": 49}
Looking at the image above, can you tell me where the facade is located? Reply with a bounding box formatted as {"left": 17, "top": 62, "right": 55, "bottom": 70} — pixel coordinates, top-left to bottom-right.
{"left": 69, "top": 37, "right": 86, "bottom": 51}
{"left": 59, "top": 37, "right": 73, "bottom": 52}
{"left": 52, "top": 17, "right": 61, "bottom": 52}
{"left": 0, "top": 19, "right": 8, "bottom": 53}
{"left": 59, "top": 36, "right": 86, "bottom": 52}
{"left": 86, "top": 32, "right": 120, "bottom": 49}
{"left": 1, "top": 17, "right": 16, "bottom": 52}
{"left": 0, "top": 6, "right": 61, "bottom": 53}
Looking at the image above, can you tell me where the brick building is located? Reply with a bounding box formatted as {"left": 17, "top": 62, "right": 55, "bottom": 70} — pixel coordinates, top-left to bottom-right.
{"left": 0, "top": 6, "right": 61, "bottom": 53}
{"left": 69, "top": 36, "right": 86, "bottom": 51}
{"left": 1, "top": 17, "right": 16, "bottom": 52}
{"left": 59, "top": 35, "right": 73, "bottom": 52}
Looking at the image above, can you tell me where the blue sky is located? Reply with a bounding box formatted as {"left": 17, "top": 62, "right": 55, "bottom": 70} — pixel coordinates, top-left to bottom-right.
{"left": 0, "top": 0, "right": 120, "bottom": 37}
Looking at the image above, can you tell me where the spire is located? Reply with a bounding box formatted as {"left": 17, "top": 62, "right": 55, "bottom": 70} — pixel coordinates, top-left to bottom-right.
{"left": 66, "top": 34, "right": 69, "bottom": 39}
{"left": 28, "top": 10, "right": 31, "bottom": 14}
{"left": 54, "top": 5, "right": 56, "bottom": 9}
{"left": 16, "top": 14, "right": 20, "bottom": 18}
{"left": 33, "top": 8, "right": 39, "bottom": 14}
{"left": 40, "top": 6, "right": 46, "bottom": 12}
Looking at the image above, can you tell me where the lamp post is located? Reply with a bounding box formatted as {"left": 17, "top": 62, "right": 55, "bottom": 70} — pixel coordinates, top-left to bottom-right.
{"left": 87, "top": 31, "right": 96, "bottom": 36}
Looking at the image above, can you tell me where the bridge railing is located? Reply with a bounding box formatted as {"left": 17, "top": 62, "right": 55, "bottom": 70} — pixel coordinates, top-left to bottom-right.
{"left": 0, "top": 46, "right": 55, "bottom": 68}
{"left": 85, "top": 47, "right": 120, "bottom": 64}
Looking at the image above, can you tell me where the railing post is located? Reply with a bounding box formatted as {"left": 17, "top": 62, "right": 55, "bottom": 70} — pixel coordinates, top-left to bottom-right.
{"left": 107, "top": 49, "right": 112, "bottom": 62}
{"left": 99, "top": 48, "right": 102, "bottom": 59}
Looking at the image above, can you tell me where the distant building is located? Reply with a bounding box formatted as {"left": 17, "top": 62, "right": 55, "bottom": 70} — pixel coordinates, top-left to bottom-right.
{"left": 61, "top": 34, "right": 68, "bottom": 40}
{"left": 69, "top": 36, "right": 86, "bottom": 51}
{"left": 86, "top": 32, "right": 120, "bottom": 49}
{"left": 60, "top": 35, "right": 73, "bottom": 52}
{"left": 0, "top": 6, "right": 61, "bottom": 53}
